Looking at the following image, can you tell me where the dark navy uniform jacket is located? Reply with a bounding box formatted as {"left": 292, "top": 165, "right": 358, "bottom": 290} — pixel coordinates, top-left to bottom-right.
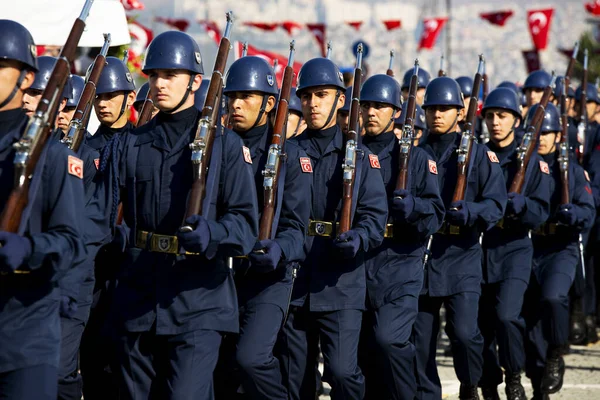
{"left": 235, "top": 123, "right": 311, "bottom": 313}
{"left": 292, "top": 126, "right": 388, "bottom": 311}
{"left": 532, "top": 152, "right": 595, "bottom": 280}
{"left": 0, "top": 108, "right": 86, "bottom": 373}
{"left": 567, "top": 118, "right": 600, "bottom": 167}
{"left": 363, "top": 131, "right": 444, "bottom": 309}
{"left": 482, "top": 140, "right": 551, "bottom": 284}
{"left": 87, "top": 121, "right": 134, "bottom": 151}
{"left": 420, "top": 132, "right": 507, "bottom": 297}
{"left": 113, "top": 106, "right": 258, "bottom": 335}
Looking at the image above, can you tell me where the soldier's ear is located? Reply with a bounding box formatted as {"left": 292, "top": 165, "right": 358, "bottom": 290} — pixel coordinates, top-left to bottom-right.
{"left": 265, "top": 95, "right": 276, "bottom": 113}
{"left": 20, "top": 70, "right": 35, "bottom": 91}
{"left": 555, "top": 132, "right": 561, "bottom": 144}
{"left": 191, "top": 74, "right": 202, "bottom": 92}
{"left": 126, "top": 91, "right": 136, "bottom": 107}
{"left": 456, "top": 107, "right": 465, "bottom": 122}
{"left": 393, "top": 108, "right": 401, "bottom": 119}
{"left": 514, "top": 116, "right": 521, "bottom": 128}
{"left": 58, "top": 98, "right": 66, "bottom": 112}
{"left": 337, "top": 91, "right": 345, "bottom": 110}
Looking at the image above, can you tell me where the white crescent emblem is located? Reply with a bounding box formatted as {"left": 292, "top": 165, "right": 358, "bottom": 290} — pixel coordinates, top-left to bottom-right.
{"left": 529, "top": 12, "right": 547, "bottom": 34}
{"left": 128, "top": 23, "right": 149, "bottom": 55}
{"left": 311, "top": 29, "right": 323, "bottom": 40}
{"left": 423, "top": 20, "right": 439, "bottom": 37}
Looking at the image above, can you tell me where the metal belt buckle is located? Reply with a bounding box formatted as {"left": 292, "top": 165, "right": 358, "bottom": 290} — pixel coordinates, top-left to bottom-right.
{"left": 449, "top": 225, "right": 460, "bottom": 235}
{"left": 151, "top": 234, "right": 178, "bottom": 254}
{"left": 315, "top": 222, "right": 326, "bottom": 235}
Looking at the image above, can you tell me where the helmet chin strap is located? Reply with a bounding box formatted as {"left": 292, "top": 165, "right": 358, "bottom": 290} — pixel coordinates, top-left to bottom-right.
{"left": 115, "top": 91, "right": 129, "bottom": 123}
{"left": 0, "top": 70, "right": 27, "bottom": 110}
{"left": 318, "top": 90, "right": 341, "bottom": 130}
{"left": 164, "top": 74, "right": 195, "bottom": 114}
{"left": 249, "top": 94, "right": 270, "bottom": 130}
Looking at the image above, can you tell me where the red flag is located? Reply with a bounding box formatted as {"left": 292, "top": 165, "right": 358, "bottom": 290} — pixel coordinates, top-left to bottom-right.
{"left": 154, "top": 17, "right": 189, "bottom": 32}
{"left": 382, "top": 20, "right": 402, "bottom": 31}
{"left": 586, "top": 1, "right": 600, "bottom": 16}
{"left": 346, "top": 21, "right": 363, "bottom": 31}
{"left": 522, "top": 50, "right": 541, "bottom": 73}
{"left": 527, "top": 8, "right": 554, "bottom": 50}
{"left": 244, "top": 22, "right": 279, "bottom": 31}
{"left": 280, "top": 21, "right": 303, "bottom": 36}
{"left": 198, "top": 20, "right": 221, "bottom": 46}
{"left": 128, "top": 18, "right": 153, "bottom": 58}
{"left": 238, "top": 43, "right": 303, "bottom": 88}
{"left": 306, "top": 23, "right": 326, "bottom": 57}
{"left": 418, "top": 17, "right": 448, "bottom": 50}
{"left": 479, "top": 10, "right": 514, "bottom": 27}
{"left": 121, "top": 0, "right": 144, "bottom": 10}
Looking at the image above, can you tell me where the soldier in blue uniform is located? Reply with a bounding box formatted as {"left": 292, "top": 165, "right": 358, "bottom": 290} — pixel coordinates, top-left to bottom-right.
{"left": 401, "top": 67, "right": 431, "bottom": 106}
{"left": 107, "top": 30, "right": 258, "bottom": 399}
{"left": 478, "top": 88, "right": 551, "bottom": 400}
{"left": 524, "top": 103, "right": 595, "bottom": 399}
{"left": 286, "top": 87, "right": 305, "bottom": 139}
{"left": 279, "top": 57, "right": 388, "bottom": 400}
{"left": 522, "top": 70, "right": 552, "bottom": 117}
{"left": 357, "top": 74, "right": 444, "bottom": 400}
{"left": 0, "top": 19, "right": 86, "bottom": 399}
{"left": 456, "top": 76, "right": 474, "bottom": 112}
{"left": 58, "top": 75, "right": 85, "bottom": 134}
{"left": 395, "top": 102, "right": 427, "bottom": 146}
{"left": 337, "top": 86, "right": 353, "bottom": 137}
{"left": 221, "top": 56, "right": 311, "bottom": 400}
{"left": 413, "top": 77, "right": 507, "bottom": 400}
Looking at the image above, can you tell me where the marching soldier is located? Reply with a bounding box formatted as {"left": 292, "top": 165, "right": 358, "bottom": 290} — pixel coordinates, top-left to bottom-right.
{"left": 58, "top": 75, "right": 85, "bottom": 134}
{"left": 394, "top": 102, "right": 427, "bottom": 146}
{"left": 522, "top": 70, "right": 552, "bottom": 117}
{"left": 0, "top": 19, "right": 86, "bottom": 399}
{"left": 524, "top": 102, "right": 595, "bottom": 399}
{"left": 401, "top": 67, "right": 431, "bottom": 106}
{"left": 413, "top": 77, "right": 507, "bottom": 400}
{"left": 286, "top": 87, "right": 305, "bottom": 139}
{"left": 478, "top": 88, "right": 551, "bottom": 400}
{"left": 107, "top": 30, "right": 258, "bottom": 399}
{"left": 279, "top": 57, "right": 388, "bottom": 399}
{"left": 456, "top": 76, "right": 474, "bottom": 112}
{"left": 358, "top": 74, "right": 444, "bottom": 400}
{"left": 337, "top": 86, "right": 353, "bottom": 137}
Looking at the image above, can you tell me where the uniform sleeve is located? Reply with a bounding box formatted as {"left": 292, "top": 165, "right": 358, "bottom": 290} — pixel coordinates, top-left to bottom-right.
{"left": 353, "top": 149, "right": 388, "bottom": 253}
{"left": 274, "top": 144, "right": 311, "bottom": 263}
{"left": 571, "top": 164, "right": 596, "bottom": 231}
{"left": 466, "top": 145, "right": 507, "bottom": 230}
{"left": 205, "top": 132, "right": 259, "bottom": 257}
{"left": 517, "top": 156, "right": 551, "bottom": 230}
{"left": 404, "top": 148, "right": 445, "bottom": 237}
{"left": 587, "top": 149, "right": 600, "bottom": 208}
{"left": 79, "top": 144, "right": 100, "bottom": 204}
{"left": 28, "top": 144, "right": 86, "bottom": 274}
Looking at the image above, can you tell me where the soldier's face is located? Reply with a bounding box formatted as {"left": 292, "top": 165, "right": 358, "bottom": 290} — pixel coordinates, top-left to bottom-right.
{"left": 425, "top": 105, "right": 463, "bottom": 134}
{"left": 286, "top": 112, "right": 304, "bottom": 139}
{"left": 227, "top": 91, "right": 275, "bottom": 132}
{"left": 58, "top": 106, "right": 76, "bottom": 133}
{"left": 537, "top": 132, "right": 560, "bottom": 155}
{"left": 401, "top": 88, "right": 426, "bottom": 106}
{"left": 360, "top": 101, "right": 396, "bottom": 136}
{"left": 525, "top": 88, "right": 543, "bottom": 107}
{"left": 0, "top": 60, "right": 33, "bottom": 112}
{"left": 300, "top": 87, "right": 345, "bottom": 130}
{"left": 148, "top": 69, "right": 201, "bottom": 112}
{"left": 94, "top": 91, "right": 128, "bottom": 125}
{"left": 22, "top": 88, "right": 43, "bottom": 117}
{"left": 485, "top": 109, "right": 520, "bottom": 144}
{"left": 337, "top": 111, "right": 349, "bottom": 135}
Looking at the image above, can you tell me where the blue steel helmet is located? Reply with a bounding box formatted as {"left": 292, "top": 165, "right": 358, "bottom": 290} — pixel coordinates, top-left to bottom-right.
{"left": 481, "top": 87, "right": 522, "bottom": 120}
{"left": 401, "top": 67, "right": 431, "bottom": 90}
{"left": 296, "top": 57, "right": 345, "bottom": 97}
{"left": 422, "top": 77, "right": 464, "bottom": 109}
{"left": 339, "top": 86, "right": 353, "bottom": 113}
{"left": 194, "top": 79, "right": 210, "bottom": 111}
{"left": 360, "top": 74, "right": 402, "bottom": 109}
{"left": 30, "top": 56, "right": 72, "bottom": 100}
{"left": 455, "top": 76, "right": 473, "bottom": 98}
{"left": 66, "top": 75, "right": 85, "bottom": 107}
{"left": 142, "top": 30, "right": 204, "bottom": 75}
{"left": 134, "top": 82, "right": 150, "bottom": 108}
{"left": 575, "top": 82, "right": 600, "bottom": 104}
{"left": 395, "top": 103, "right": 426, "bottom": 130}
{"left": 523, "top": 70, "right": 551, "bottom": 90}
{"left": 96, "top": 57, "right": 136, "bottom": 95}
{"left": 0, "top": 19, "right": 38, "bottom": 71}
{"left": 288, "top": 88, "right": 302, "bottom": 114}
{"left": 525, "top": 102, "right": 561, "bottom": 133}
{"left": 497, "top": 81, "right": 519, "bottom": 94}
{"left": 223, "top": 56, "right": 278, "bottom": 96}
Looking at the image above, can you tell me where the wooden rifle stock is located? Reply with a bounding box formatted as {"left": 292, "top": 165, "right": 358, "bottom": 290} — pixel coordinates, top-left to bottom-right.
{"left": 451, "top": 55, "right": 484, "bottom": 205}
{"left": 386, "top": 50, "right": 394, "bottom": 77}
{"left": 338, "top": 44, "right": 363, "bottom": 235}
{"left": 136, "top": 95, "right": 155, "bottom": 127}
{"left": 509, "top": 75, "right": 556, "bottom": 194}
{"left": 180, "top": 12, "right": 234, "bottom": 230}
{"left": 257, "top": 42, "right": 295, "bottom": 241}
{"left": 0, "top": 0, "right": 93, "bottom": 232}
{"left": 395, "top": 59, "right": 419, "bottom": 192}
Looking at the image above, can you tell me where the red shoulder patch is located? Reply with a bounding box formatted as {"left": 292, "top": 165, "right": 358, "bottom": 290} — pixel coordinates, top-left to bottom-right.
{"left": 539, "top": 160, "right": 550, "bottom": 175}
{"left": 94, "top": 158, "right": 100, "bottom": 170}
{"left": 487, "top": 151, "right": 499, "bottom": 163}
{"left": 242, "top": 146, "right": 252, "bottom": 164}
{"left": 369, "top": 154, "right": 381, "bottom": 169}
{"left": 299, "top": 157, "right": 313, "bottom": 173}
{"left": 428, "top": 159, "right": 438, "bottom": 174}
{"left": 68, "top": 155, "right": 83, "bottom": 179}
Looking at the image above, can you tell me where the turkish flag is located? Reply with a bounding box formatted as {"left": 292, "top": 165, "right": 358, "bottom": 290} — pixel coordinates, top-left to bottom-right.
{"left": 586, "top": 1, "right": 600, "bottom": 16}
{"left": 121, "top": 0, "right": 144, "bottom": 10}
{"left": 418, "top": 17, "right": 448, "bottom": 50}
{"left": 154, "top": 17, "right": 189, "bottom": 32}
{"left": 198, "top": 20, "right": 221, "bottom": 46}
{"left": 522, "top": 49, "right": 541, "bottom": 73}
{"left": 347, "top": 21, "right": 363, "bottom": 31}
{"left": 280, "top": 21, "right": 303, "bottom": 36}
{"left": 527, "top": 8, "right": 554, "bottom": 50}
{"left": 479, "top": 10, "right": 514, "bottom": 27}
{"left": 128, "top": 18, "right": 153, "bottom": 58}
{"left": 244, "top": 22, "right": 279, "bottom": 31}
{"left": 306, "top": 23, "right": 327, "bottom": 57}
{"left": 237, "top": 42, "right": 303, "bottom": 88}
{"left": 383, "top": 20, "right": 402, "bottom": 31}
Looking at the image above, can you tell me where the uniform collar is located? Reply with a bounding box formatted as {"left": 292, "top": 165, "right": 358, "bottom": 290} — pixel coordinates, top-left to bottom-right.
{"left": 363, "top": 130, "right": 396, "bottom": 160}
{"left": 299, "top": 125, "right": 343, "bottom": 159}
{"left": 238, "top": 123, "right": 270, "bottom": 156}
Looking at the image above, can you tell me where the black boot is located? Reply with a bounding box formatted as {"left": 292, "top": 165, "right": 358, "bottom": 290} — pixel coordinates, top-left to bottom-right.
{"left": 586, "top": 315, "right": 599, "bottom": 344}
{"left": 504, "top": 373, "right": 526, "bottom": 400}
{"left": 569, "top": 311, "right": 587, "bottom": 345}
{"left": 541, "top": 348, "right": 565, "bottom": 394}
{"left": 459, "top": 384, "right": 480, "bottom": 400}
{"left": 481, "top": 386, "right": 500, "bottom": 400}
